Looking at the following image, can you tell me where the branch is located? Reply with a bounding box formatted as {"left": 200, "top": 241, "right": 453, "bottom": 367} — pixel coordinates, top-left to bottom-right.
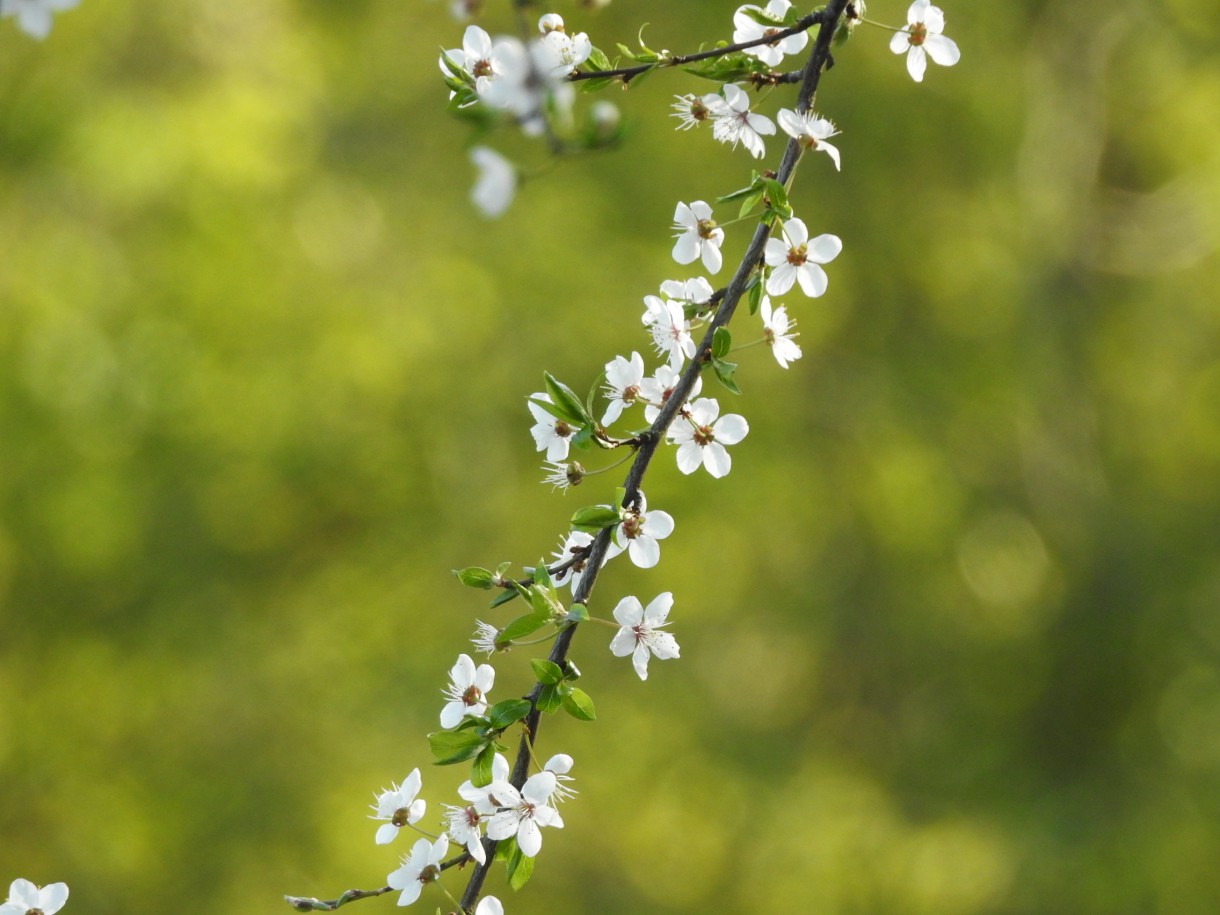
{"left": 284, "top": 887, "right": 393, "bottom": 911}
{"left": 569, "top": 10, "right": 826, "bottom": 84}
{"left": 457, "top": 1, "right": 852, "bottom": 909}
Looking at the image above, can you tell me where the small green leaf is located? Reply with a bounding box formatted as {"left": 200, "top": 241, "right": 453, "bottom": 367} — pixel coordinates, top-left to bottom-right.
{"left": 563, "top": 659, "right": 583, "bottom": 681}
{"left": 761, "top": 177, "right": 790, "bottom": 215}
{"left": 712, "top": 357, "right": 742, "bottom": 395}
{"left": 471, "top": 744, "right": 496, "bottom": 787}
{"left": 531, "top": 659, "right": 565, "bottom": 685}
{"left": 498, "top": 608, "right": 550, "bottom": 643}
{"left": 566, "top": 603, "right": 590, "bottom": 623}
{"left": 561, "top": 687, "right": 597, "bottom": 721}
{"left": 454, "top": 566, "right": 495, "bottom": 589}
{"left": 585, "top": 45, "right": 613, "bottom": 71}
{"left": 712, "top": 326, "right": 732, "bottom": 360}
{"left": 570, "top": 505, "right": 620, "bottom": 533}
{"left": 748, "top": 278, "right": 764, "bottom": 316}
{"left": 537, "top": 683, "right": 563, "bottom": 714}
{"left": 487, "top": 698, "right": 533, "bottom": 729}
{"left": 738, "top": 190, "right": 764, "bottom": 220}
{"left": 507, "top": 845, "right": 534, "bottom": 890}
{"left": 489, "top": 587, "right": 521, "bottom": 610}
{"left": 428, "top": 730, "right": 488, "bottom": 765}
{"left": 544, "top": 372, "right": 592, "bottom": 426}
{"left": 531, "top": 560, "right": 553, "bottom": 590}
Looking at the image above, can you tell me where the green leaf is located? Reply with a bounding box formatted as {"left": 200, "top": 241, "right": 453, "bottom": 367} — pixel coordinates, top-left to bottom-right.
{"left": 489, "top": 587, "right": 521, "bottom": 610}
{"left": 585, "top": 45, "right": 613, "bottom": 71}
{"left": 544, "top": 372, "right": 592, "bottom": 426}
{"left": 712, "top": 326, "right": 732, "bottom": 360}
{"left": 487, "top": 698, "right": 533, "bottom": 729}
{"left": 570, "top": 505, "right": 620, "bottom": 533}
{"left": 563, "top": 659, "right": 582, "bottom": 681}
{"left": 470, "top": 744, "right": 496, "bottom": 787}
{"left": 427, "top": 730, "right": 488, "bottom": 765}
{"left": 531, "top": 560, "right": 553, "bottom": 591}
{"left": 748, "top": 277, "right": 764, "bottom": 316}
{"left": 536, "top": 683, "right": 563, "bottom": 714}
{"left": 712, "top": 357, "right": 742, "bottom": 395}
{"left": 561, "top": 687, "right": 597, "bottom": 721}
{"left": 761, "top": 178, "right": 790, "bottom": 216}
{"left": 528, "top": 581, "right": 564, "bottom": 619}
{"left": 531, "top": 659, "right": 564, "bottom": 685}
{"left": 454, "top": 566, "right": 495, "bottom": 589}
{"left": 566, "top": 603, "right": 590, "bottom": 623}
{"left": 507, "top": 845, "right": 534, "bottom": 890}
{"left": 738, "top": 190, "right": 765, "bottom": 220}
{"left": 498, "top": 607, "right": 551, "bottom": 643}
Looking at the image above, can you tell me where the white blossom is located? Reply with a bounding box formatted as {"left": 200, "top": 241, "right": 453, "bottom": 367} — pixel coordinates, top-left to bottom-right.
{"left": 670, "top": 93, "right": 719, "bottom": 131}
{"left": 552, "top": 530, "right": 597, "bottom": 593}
{"left": 602, "top": 352, "right": 646, "bottom": 425}
{"left": 484, "top": 771, "right": 564, "bottom": 857}
{"left": 440, "top": 653, "right": 495, "bottom": 728}
{"left": 542, "top": 460, "right": 584, "bottom": 491}
{"left": 641, "top": 295, "right": 696, "bottom": 370}
{"left": 732, "top": 0, "right": 808, "bottom": 67}
{"left": 671, "top": 200, "right": 725, "bottom": 275}
{"left": 709, "top": 84, "right": 776, "bottom": 160}
{"left": 760, "top": 297, "right": 802, "bottom": 368}
{"left": 890, "top": 0, "right": 960, "bottom": 82}
{"left": 764, "top": 217, "right": 842, "bottom": 298}
{"left": 605, "top": 492, "right": 674, "bottom": 569}
{"left": 469, "top": 146, "right": 517, "bottom": 218}
{"left": 528, "top": 392, "right": 577, "bottom": 462}
{"left": 0, "top": 879, "right": 69, "bottom": 915}
{"left": 471, "top": 620, "right": 501, "bottom": 655}
{"left": 387, "top": 835, "right": 449, "bottom": 907}
{"left": 542, "top": 754, "right": 578, "bottom": 803}
{"left": 444, "top": 802, "right": 487, "bottom": 864}
{"left": 777, "top": 108, "right": 841, "bottom": 170}
{"left": 0, "top": 0, "right": 78, "bottom": 40}
{"left": 666, "top": 397, "right": 749, "bottom": 478}
{"left": 609, "top": 592, "right": 681, "bottom": 680}
{"left": 475, "top": 898, "right": 504, "bottom": 915}
{"left": 639, "top": 364, "right": 701, "bottom": 424}
{"left": 659, "top": 277, "right": 715, "bottom": 308}
{"left": 371, "top": 769, "right": 427, "bottom": 845}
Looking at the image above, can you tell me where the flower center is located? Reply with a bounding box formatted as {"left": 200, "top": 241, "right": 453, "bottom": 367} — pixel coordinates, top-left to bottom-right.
{"left": 909, "top": 23, "right": 927, "bottom": 46}
{"left": 622, "top": 384, "right": 639, "bottom": 403}
{"left": 463, "top": 805, "right": 480, "bottom": 826}
{"left": 462, "top": 685, "right": 483, "bottom": 707}
{"left": 693, "top": 425, "right": 715, "bottom": 447}
{"left": 786, "top": 244, "right": 808, "bottom": 267}
{"left": 392, "top": 807, "right": 412, "bottom": 827}
{"left": 621, "top": 512, "right": 643, "bottom": 539}
{"left": 690, "top": 99, "right": 710, "bottom": 122}
{"left": 420, "top": 864, "right": 441, "bottom": 885}
{"left": 696, "top": 217, "right": 718, "bottom": 240}
{"left": 473, "top": 59, "right": 493, "bottom": 77}
{"left": 554, "top": 420, "right": 572, "bottom": 438}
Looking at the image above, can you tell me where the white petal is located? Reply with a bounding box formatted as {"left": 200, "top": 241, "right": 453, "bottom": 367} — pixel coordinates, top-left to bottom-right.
{"left": 702, "top": 441, "right": 732, "bottom": 478}
{"left": 796, "top": 263, "right": 829, "bottom": 298}
{"left": 675, "top": 441, "right": 703, "bottom": 475}
{"left": 907, "top": 46, "right": 927, "bottom": 82}
{"left": 764, "top": 237, "right": 790, "bottom": 268}
{"left": 643, "top": 592, "right": 674, "bottom": 625}
{"left": 451, "top": 653, "right": 476, "bottom": 687}
{"left": 612, "top": 595, "right": 644, "bottom": 627}
{"left": 475, "top": 898, "right": 504, "bottom": 915}
{"left": 688, "top": 200, "right": 713, "bottom": 221}
{"left": 650, "top": 630, "right": 681, "bottom": 661}
{"left": 714, "top": 414, "right": 750, "bottom": 445}
{"left": 644, "top": 509, "right": 675, "bottom": 539}
{"left": 783, "top": 217, "right": 809, "bottom": 247}
{"left": 628, "top": 537, "right": 660, "bottom": 568}
{"left": 440, "top": 700, "right": 466, "bottom": 729}
{"left": 376, "top": 823, "right": 400, "bottom": 845}
{"left": 808, "top": 233, "right": 843, "bottom": 263}
{"left": 924, "top": 33, "right": 960, "bottom": 67}
{"left": 517, "top": 818, "right": 543, "bottom": 856}
{"left": 766, "top": 263, "right": 797, "bottom": 296}
{"left": 821, "top": 141, "right": 842, "bottom": 171}
{"left": 610, "top": 628, "right": 636, "bottom": 657}
{"left": 701, "top": 238, "right": 723, "bottom": 274}
{"left": 672, "top": 233, "right": 700, "bottom": 265}
{"left": 632, "top": 643, "right": 651, "bottom": 680}
{"left": 890, "top": 29, "right": 911, "bottom": 54}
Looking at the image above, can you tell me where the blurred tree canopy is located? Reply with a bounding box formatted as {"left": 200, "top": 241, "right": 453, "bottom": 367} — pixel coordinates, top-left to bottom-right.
{"left": 2, "top": 1, "right": 1220, "bottom": 913}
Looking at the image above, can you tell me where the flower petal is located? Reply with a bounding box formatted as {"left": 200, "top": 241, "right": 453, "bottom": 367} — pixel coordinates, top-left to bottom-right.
{"left": 714, "top": 414, "right": 750, "bottom": 445}
{"left": 796, "top": 263, "right": 829, "bottom": 298}
{"left": 924, "top": 33, "right": 960, "bottom": 67}
{"left": 702, "top": 441, "right": 732, "bottom": 478}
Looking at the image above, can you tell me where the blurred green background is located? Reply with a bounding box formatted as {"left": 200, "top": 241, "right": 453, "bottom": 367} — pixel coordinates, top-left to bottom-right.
{"left": 3, "top": 1, "right": 1220, "bottom": 912}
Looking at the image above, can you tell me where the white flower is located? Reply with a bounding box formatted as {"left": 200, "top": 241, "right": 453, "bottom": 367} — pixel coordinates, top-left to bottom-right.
{"left": 605, "top": 492, "right": 675, "bottom": 569}
{"left": 659, "top": 277, "right": 715, "bottom": 308}
{"left": 538, "top": 13, "right": 565, "bottom": 33}
{"left": 764, "top": 217, "right": 842, "bottom": 297}
{"left": 709, "top": 84, "right": 776, "bottom": 160}
{"left": 671, "top": 200, "right": 724, "bottom": 275}
{"left": 641, "top": 295, "right": 696, "bottom": 371}
{"left": 670, "top": 93, "right": 719, "bottom": 131}
{"left": 890, "top": 0, "right": 960, "bottom": 82}
{"left": 444, "top": 802, "right": 487, "bottom": 864}
{"left": 666, "top": 397, "right": 749, "bottom": 478}
{"left": 0, "top": 879, "right": 69, "bottom": 915}
{"left": 471, "top": 620, "right": 501, "bottom": 655}
{"left": 484, "top": 772, "right": 564, "bottom": 857}
{"left": 0, "top": 0, "right": 78, "bottom": 40}
{"left": 732, "top": 0, "right": 808, "bottom": 67}
{"left": 777, "top": 108, "right": 841, "bottom": 170}
{"left": 459, "top": 753, "right": 511, "bottom": 815}
{"left": 469, "top": 147, "right": 517, "bottom": 218}
{"left": 528, "top": 392, "right": 577, "bottom": 462}
{"left": 542, "top": 754, "right": 578, "bottom": 803}
{"left": 760, "top": 297, "right": 801, "bottom": 368}
{"left": 639, "top": 364, "right": 701, "bottom": 424}
{"left": 440, "top": 25, "right": 495, "bottom": 84}
{"left": 539, "top": 27, "right": 592, "bottom": 77}
{"left": 552, "top": 530, "right": 597, "bottom": 593}
{"left": 387, "top": 835, "right": 449, "bottom": 907}
{"left": 542, "top": 460, "right": 584, "bottom": 491}
{"left": 440, "top": 654, "right": 495, "bottom": 728}
{"left": 476, "top": 37, "right": 576, "bottom": 135}
{"left": 609, "top": 593, "right": 681, "bottom": 680}
{"left": 602, "top": 352, "right": 646, "bottom": 425}
{"left": 371, "top": 769, "right": 427, "bottom": 845}
{"left": 475, "top": 898, "right": 504, "bottom": 915}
